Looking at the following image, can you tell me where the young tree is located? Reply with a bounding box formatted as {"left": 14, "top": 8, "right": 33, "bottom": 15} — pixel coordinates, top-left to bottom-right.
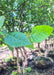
{"left": 4, "top": 32, "right": 31, "bottom": 74}
{"left": 31, "top": 25, "right": 53, "bottom": 56}
{"left": 0, "top": 16, "right": 31, "bottom": 74}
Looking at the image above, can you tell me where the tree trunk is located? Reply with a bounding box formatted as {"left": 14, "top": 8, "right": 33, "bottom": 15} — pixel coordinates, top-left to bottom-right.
{"left": 15, "top": 47, "right": 21, "bottom": 74}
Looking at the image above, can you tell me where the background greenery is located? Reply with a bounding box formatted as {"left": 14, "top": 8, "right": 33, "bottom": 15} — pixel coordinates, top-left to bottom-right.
{"left": 0, "top": 0, "right": 54, "bottom": 45}
{"left": 0, "top": 0, "right": 54, "bottom": 32}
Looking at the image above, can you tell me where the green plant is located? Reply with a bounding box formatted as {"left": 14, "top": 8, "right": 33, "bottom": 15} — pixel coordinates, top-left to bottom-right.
{"left": 30, "top": 25, "right": 54, "bottom": 56}
{"left": 25, "top": 67, "right": 31, "bottom": 73}
{"left": 31, "top": 25, "right": 53, "bottom": 43}
{"left": 4, "top": 31, "right": 31, "bottom": 74}
{"left": 0, "top": 15, "right": 54, "bottom": 74}
{"left": 13, "top": 66, "right": 17, "bottom": 69}
{"left": 0, "top": 15, "right": 31, "bottom": 74}
{"left": 12, "top": 71, "right": 17, "bottom": 75}
{"left": 8, "top": 67, "right": 12, "bottom": 70}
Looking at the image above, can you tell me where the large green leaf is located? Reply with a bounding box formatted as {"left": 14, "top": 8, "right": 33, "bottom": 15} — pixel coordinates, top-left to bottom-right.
{"left": 7, "top": 45, "right": 14, "bottom": 52}
{"left": 5, "top": 32, "right": 31, "bottom": 47}
{"left": 24, "top": 32, "right": 34, "bottom": 49}
{"left": 31, "top": 25, "right": 53, "bottom": 43}
{"left": 0, "top": 16, "right": 5, "bottom": 28}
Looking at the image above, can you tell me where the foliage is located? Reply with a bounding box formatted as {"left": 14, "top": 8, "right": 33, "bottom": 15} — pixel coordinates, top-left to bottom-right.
{"left": 31, "top": 25, "right": 53, "bottom": 43}
{"left": 0, "top": 0, "right": 54, "bottom": 33}
{"left": 5, "top": 32, "right": 31, "bottom": 47}
{"left": 7, "top": 45, "right": 14, "bottom": 52}
{"left": 0, "top": 0, "right": 54, "bottom": 74}
{"left": 24, "top": 32, "right": 34, "bottom": 49}
{"left": 0, "top": 16, "right": 5, "bottom": 28}
{"left": 25, "top": 67, "right": 31, "bottom": 73}
{"left": 0, "top": 16, "right": 5, "bottom": 45}
{"left": 12, "top": 71, "right": 17, "bottom": 75}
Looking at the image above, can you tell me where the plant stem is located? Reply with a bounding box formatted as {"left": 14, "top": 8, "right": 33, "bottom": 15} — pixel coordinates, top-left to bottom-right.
{"left": 15, "top": 47, "right": 21, "bottom": 74}
{"left": 45, "top": 39, "right": 47, "bottom": 48}
{"left": 20, "top": 47, "right": 26, "bottom": 74}
{"left": 22, "top": 47, "right": 27, "bottom": 64}
{"left": 45, "top": 39, "right": 48, "bottom": 57}
{"left": 38, "top": 43, "right": 41, "bottom": 56}
{"left": 12, "top": 51, "right": 14, "bottom": 59}
{"left": 38, "top": 43, "right": 40, "bottom": 48}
